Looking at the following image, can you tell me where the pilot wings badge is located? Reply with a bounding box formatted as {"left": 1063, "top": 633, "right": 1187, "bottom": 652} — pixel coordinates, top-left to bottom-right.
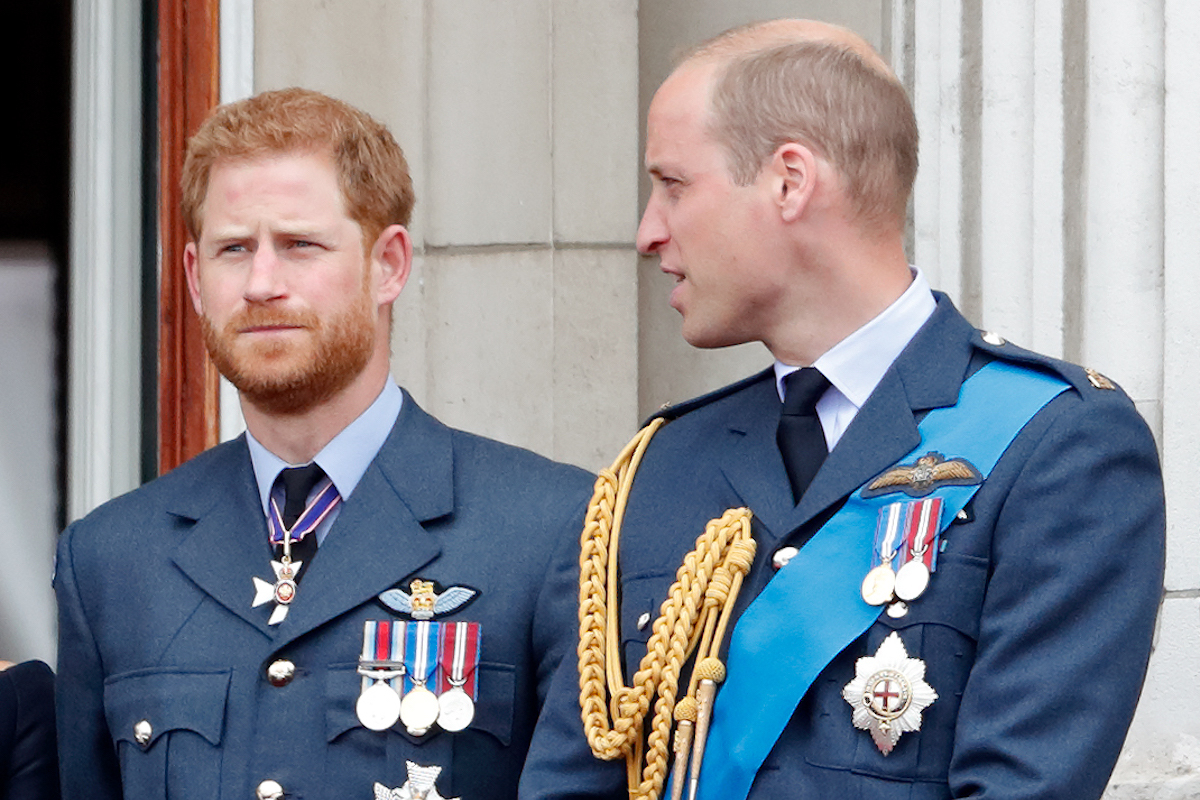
{"left": 861, "top": 451, "right": 981, "bottom": 498}
{"left": 378, "top": 579, "right": 479, "bottom": 620}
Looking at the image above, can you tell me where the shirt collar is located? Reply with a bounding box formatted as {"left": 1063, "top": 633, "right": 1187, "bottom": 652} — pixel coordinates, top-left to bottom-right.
{"left": 774, "top": 267, "right": 936, "bottom": 408}
{"left": 246, "top": 380, "right": 404, "bottom": 515}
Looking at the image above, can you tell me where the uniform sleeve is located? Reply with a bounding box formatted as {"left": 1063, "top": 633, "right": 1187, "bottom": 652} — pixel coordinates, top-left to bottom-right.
{"left": 528, "top": 496, "right": 592, "bottom": 706}
{"left": 949, "top": 390, "right": 1165, "bottom": 799}
{"left": 54, "top": 522, "right": 123, "bottom": 800}
{"left": 520, "top": 493, "right": 627, "bottom": 800}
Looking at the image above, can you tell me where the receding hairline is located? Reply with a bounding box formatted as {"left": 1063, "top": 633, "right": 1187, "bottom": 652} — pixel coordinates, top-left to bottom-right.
{"left": 680, "top": 18, "right": 896, "bottom": 86}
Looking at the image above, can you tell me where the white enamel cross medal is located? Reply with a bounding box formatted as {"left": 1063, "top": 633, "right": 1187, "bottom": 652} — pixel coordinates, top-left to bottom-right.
{"left": 252, "top": 557, "right": 303, "bottom": 625}
{"left": 373, "top": 761, "right": 459, "bottom": 800}
{"left": 252, "top": 474, "right": 342, "bottom": 626}
{"left": 842, "top": 632, "right": 937, "bottom": 755}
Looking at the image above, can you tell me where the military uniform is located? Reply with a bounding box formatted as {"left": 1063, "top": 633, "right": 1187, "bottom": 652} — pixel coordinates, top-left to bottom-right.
{"left": 521, "top": 294, "right": 1165, "bottom": 800}
{"left": 56, "top": 391, "right": 591, "bottom": 800}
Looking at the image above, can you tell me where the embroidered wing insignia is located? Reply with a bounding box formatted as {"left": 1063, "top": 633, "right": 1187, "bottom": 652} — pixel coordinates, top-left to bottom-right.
{"left": 862, "top": 452, "right": 982, "bottom": 498}
{"left": 378, "top": 579, "right": 479, "bottom": 620}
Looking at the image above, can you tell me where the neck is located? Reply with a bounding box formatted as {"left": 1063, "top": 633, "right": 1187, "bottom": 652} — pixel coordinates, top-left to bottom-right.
{"left": 766, "top": 233, "right": 912, "bottom": 366}
{"left": 241, "top": 360, "right": 390, "bottom": 464}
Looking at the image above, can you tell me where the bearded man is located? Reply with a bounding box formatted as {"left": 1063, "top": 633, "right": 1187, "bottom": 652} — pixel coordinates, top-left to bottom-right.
{"left": 55, "top": 88, "right": 592, "bottom": 800}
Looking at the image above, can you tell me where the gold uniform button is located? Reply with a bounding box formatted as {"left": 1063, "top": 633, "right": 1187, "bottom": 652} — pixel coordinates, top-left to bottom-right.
{"left": 981, "top": 331, "right": 1006, "bottom": 346}
{"left": 133, "top": 719, "right": 152, "bottom": 746}
{"left": 772, "top": 546, "right": 799, "bottom": 570}
{"left": 267, "top": 659, "right": 296, "bottom": 687}
{"left": 256, "top": 779, "right": 284, "bottom": 800}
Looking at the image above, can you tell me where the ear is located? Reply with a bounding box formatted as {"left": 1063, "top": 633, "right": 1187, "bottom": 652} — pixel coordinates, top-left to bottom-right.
{"left": 183, "top": 241, "right": 205, "bottom": 315}
{"left": 371, "top": 224, "right": 413, "bottom": 306}
{"left": 770, "top": 143, "right": 819, "bottom": 223}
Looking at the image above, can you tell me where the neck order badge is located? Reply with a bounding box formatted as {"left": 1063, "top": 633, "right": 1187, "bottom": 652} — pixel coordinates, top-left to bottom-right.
{"left": 695, "top": 361, "right": 1069, "bottom": 800}
{"left": 251, "top": 471, "right": 341, "bottom": 625}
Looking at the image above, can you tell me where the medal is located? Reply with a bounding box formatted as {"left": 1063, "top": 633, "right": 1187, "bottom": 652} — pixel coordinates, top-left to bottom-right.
{"left": 893, "top": 561, "right": 929, "bottom": 601}
{"left": 436, "top": 622, "right": 481, "bottom": 732}
{"left": 359, "top": 681, "right": 403, "bottom": 732}
{"left": 437, "top": 688, "right": 474, "bottom": 732}
{"left": 357, "top": 620, "right": 405, "bottom": 731}
{"left": 400, "top": 686, "right": 439, "bottom": 735}
{"left": 860, "top": 565, "right": 896, "bottom": 606}
{"left": 861, "top": 502, "right": 903, "bottom": 605}
{"left": 894, "top": 498, "right": 942, "bottom": 602}
{"left": 252, "top": 478, "right": 341, "bottom": 622}
{"left": 842, "top": 632, "right": 937, "bottom": 755}
{"left": 373, "top": 761, "right": 459, "bottom": 800}
{"left": 401, "top": 621, "right": 441, "bottom": 735}
{"left": 251, "top": 558, "right": 305, "bottom": 625}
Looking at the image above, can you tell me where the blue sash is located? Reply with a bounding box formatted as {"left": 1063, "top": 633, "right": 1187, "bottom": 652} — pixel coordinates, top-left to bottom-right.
{"left": 696, "top": 361, "right": 1069, "bottom": 800}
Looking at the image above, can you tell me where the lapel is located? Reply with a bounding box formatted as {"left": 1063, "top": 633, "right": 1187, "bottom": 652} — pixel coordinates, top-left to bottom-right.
{"left": 169, "top": 439, "right": 278, "bottom": 638}
{"left": 719, "top": 295, "right": 977, "bottom": 546}
{"left": 271, "top": 393, "right": 452, "bottom": 651}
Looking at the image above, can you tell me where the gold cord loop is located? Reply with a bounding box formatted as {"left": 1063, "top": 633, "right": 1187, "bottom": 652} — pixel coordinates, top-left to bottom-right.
{"left": 578, "top": 419, "right": 756, "bottom": 800}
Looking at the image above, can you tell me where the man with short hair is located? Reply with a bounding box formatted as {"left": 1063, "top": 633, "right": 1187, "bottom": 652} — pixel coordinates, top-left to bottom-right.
{"left": 56, "top": 88, "right": 592, "bottom": 800}
{"left": 522, "top": 20, "right": 1164, "bottom": 800}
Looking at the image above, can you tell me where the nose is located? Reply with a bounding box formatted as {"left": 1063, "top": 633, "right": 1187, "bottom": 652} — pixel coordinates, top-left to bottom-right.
{"left": 244, "top": 245, "right": 286, "bottom": 303}
{"left": 636, "top": 198, "right": 668, "bottom": 255}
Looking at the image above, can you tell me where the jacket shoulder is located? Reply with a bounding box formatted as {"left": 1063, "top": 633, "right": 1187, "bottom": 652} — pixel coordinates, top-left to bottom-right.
{"left": 645, "top": 367, "right": 775, "bottom": 426}
{"left": 970, "top": 329, "right": 1135, "bottom": 406}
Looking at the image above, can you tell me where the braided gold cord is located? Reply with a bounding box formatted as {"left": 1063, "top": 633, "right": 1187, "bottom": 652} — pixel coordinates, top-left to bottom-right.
{"left": 578, "top": 421, "right": 756, "bottom": 800}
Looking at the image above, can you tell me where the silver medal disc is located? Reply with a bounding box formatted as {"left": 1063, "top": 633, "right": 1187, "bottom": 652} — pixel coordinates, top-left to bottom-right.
{"left": 861, "top": 565, "right": 897, "bottom": 606}
{"left": 356, "top": 681, "right": 401, "bottom": 731}
{"left": 400, "top": 685, "right": 440, "bottom": 734}
{"left": 437, "top": 686, "right": 476, "bottom": 732}
{"left": 894, "top": 560, "right": 931, "bottom": 602}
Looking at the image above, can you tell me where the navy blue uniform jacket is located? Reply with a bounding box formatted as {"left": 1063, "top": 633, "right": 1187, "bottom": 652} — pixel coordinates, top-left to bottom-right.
{"left": 521, "top": 295, "right": 1165, "bottom": 800}
{"left": 0, "top": 660, "right": 59, "bottom": 800}
{"left": 56, "top": 391, "right": 592, "bottom": 800}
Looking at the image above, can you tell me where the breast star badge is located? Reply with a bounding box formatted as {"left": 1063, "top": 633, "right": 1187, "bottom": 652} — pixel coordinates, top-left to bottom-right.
{"left": 378, "top": 579, "right": 478, "bottom": 620}
{"left": 251, "top": 559, "right": 304, "bottom": 626}
{"left": 373, "top": 761, "right": 459, "bottom": 800}
{"left": 842, "top": 632, "right": 937, "bottom": 755}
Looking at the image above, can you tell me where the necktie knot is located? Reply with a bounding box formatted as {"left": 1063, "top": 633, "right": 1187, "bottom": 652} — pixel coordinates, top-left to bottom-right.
{"left": 278, "top": 464, "right": 327, "bottom": 530}
{"left": 781, "top": 368, "right": 831, "bottom": 416}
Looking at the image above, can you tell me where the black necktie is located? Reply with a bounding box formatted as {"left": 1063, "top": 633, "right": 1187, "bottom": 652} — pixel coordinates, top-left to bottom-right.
{"left": 777, "top": 368, "right": 831, "bottom": 504}
{"left": 276, "top": 463, "right": 326, "bottom": 576}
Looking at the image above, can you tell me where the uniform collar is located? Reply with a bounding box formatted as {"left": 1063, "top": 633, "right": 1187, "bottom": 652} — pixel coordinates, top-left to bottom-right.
{"left": 245, "top": 380, "right": 404, "bottom": 515}
{"left": 774, "top": 267, "right": 936, "bottom": 410}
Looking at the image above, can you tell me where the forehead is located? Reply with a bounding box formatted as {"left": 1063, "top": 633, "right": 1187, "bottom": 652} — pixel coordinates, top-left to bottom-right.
{"left": 201, "top": 151, "right": 348, "bottom": 228}
{"left": 645, "top": 62, "right": 723, "bottom": 166}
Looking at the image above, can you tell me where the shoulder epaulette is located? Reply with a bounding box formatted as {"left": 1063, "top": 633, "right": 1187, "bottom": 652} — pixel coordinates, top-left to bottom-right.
{"left": 971, "top": 330, "right": 1123, "bottom": 397}
{"left": 643, "top": 367, "right": 775, "bottom": 426}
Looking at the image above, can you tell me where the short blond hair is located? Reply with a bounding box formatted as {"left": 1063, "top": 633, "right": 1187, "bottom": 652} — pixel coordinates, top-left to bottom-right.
{"left": 702, "top": 37, "right": 918, "bottom": 229}
{"left": 181, "top": 88, "right": 415, "bottom": 245}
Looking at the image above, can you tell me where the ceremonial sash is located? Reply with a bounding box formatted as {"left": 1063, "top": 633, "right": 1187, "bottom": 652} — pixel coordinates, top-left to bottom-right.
{"left": 696, "top": 360, "right": 1069, "bottom": 800}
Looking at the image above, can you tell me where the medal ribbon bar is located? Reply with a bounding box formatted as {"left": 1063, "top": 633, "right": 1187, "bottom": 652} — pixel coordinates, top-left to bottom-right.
{"left": 900, "top": 497, "right": 942, "bottom": 572}
{"left": 437, "top": 622, "right": 480, "bottom": 698}
{"left": 404, "top": 620, "right": 439, "bottom": 694}
{"left": 870, "top": 503, "right": 904, "bottom": 569}
{"left": 360, "top": 619, "right": 405, "bottom": 694}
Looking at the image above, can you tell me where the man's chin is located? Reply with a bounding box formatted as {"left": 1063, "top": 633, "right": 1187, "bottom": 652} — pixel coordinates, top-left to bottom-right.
{"left": 235, "top": 378, "right": 335, "bottom": 416}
